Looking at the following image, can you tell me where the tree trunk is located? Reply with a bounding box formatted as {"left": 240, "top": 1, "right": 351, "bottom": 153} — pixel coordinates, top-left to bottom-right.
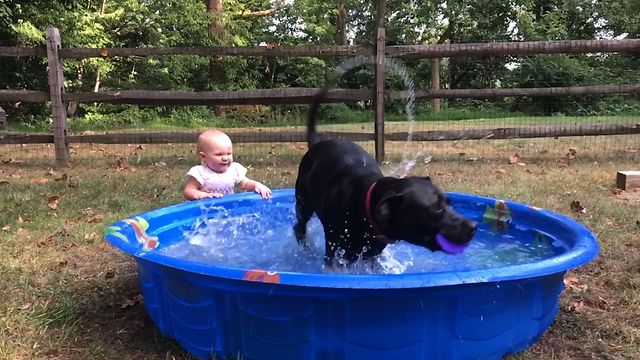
{"left": 207, "top": 0, "right": 225, "bottom": 116}
{"left": 336, "top": 3, "right": 347, "bottom": 45}
{"left": 445, "top": 0, "right": 460, "bottom": 105}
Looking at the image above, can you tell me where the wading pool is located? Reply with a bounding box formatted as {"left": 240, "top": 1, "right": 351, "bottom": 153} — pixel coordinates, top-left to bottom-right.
{"left": 104, "top": 189, "right": 598, "bottom": 360}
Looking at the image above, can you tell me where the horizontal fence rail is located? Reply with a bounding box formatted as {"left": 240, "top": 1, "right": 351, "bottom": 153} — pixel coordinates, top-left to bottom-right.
{"left": 2, "top": 85, "right": 640, "bottom": 105}
{"left": 3, "top": 123, "right": 640, "bottom": 145}
{"left": 2, "top": 40, "right": 639, "bottom": 59}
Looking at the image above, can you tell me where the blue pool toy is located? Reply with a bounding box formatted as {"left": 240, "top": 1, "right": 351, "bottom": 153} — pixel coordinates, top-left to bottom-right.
{"left": 104, "top": 189, "right": 598, "bottom": 360}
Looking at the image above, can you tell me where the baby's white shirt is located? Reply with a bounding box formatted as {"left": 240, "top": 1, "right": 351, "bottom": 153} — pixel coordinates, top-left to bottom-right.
{"left": 186, "top": 163, "right": 247, "bottom": 195}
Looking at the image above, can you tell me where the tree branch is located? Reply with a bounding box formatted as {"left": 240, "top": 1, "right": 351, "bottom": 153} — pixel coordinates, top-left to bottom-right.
{"left": 234, "top": 6, "right": 278, "bottom": 18}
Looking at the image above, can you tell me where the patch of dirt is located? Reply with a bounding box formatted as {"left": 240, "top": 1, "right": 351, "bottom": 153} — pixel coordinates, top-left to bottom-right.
{"left": 612, "top": 188, "right": 640, "bottom": 202}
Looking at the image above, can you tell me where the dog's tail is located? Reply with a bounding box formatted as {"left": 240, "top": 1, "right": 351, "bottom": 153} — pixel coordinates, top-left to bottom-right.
{"left": 307, "top": 87, "right": 330, "bottom": 147}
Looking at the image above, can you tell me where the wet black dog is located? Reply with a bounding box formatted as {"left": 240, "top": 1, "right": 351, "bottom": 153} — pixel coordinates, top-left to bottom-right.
{"left": 293, "top": 89, "right": 477, "bottom": 265}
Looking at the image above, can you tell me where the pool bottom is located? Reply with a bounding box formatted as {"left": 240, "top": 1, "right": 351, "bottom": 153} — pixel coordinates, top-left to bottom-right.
{"left": 139, "top": 257, "right": 564, "bottom": 360}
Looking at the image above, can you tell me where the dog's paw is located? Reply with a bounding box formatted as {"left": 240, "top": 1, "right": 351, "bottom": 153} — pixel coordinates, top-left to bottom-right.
{"left": 293, "top": 223, "right": 307, "bottom": 242}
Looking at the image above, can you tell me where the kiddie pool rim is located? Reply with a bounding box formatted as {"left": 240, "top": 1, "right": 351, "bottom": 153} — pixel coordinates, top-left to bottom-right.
{"left": 104, "top": 189, "right": 599, "bottom": 289}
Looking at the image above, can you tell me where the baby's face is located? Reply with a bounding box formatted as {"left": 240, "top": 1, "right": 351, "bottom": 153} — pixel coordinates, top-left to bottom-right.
{"left": 200, "top": 135, "right": 233, "bottom": 173}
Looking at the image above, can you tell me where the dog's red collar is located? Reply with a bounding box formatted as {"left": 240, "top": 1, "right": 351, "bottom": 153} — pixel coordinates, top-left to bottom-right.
{"left": 365, "top": 181, "right": 384, "bottom": 236}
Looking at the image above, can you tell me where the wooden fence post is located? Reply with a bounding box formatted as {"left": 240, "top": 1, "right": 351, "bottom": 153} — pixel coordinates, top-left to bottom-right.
{"left": 46, "top": 27, "right": 70, "bottom": 168}
{"left": 374, "top": 0, "right": 386, "bottom": 163}
{"left": 430, "top": 58, "right": 441, "bottom": 112}
{"left": 0, "top": 106, "right": 6, "bottom": 130}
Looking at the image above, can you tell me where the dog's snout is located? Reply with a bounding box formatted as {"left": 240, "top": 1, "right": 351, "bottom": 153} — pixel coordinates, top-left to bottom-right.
{"left": 442, "top": 214, "right": 477, "bottom": 243}
{"left": 466, "top": 221, "right": 477, "bottom": 239}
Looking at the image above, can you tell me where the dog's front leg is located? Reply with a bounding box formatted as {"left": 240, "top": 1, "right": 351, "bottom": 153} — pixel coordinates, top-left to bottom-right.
{"left": 293, "top": 196, "right": 313, "bottom": 246}
{"left": 322, "top": 225, "right": 346, "bottom": 265}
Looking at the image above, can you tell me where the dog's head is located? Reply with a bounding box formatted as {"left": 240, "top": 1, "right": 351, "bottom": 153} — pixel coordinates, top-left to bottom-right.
{"left": 372, "top": 177, "right": 476, "bottom": 254}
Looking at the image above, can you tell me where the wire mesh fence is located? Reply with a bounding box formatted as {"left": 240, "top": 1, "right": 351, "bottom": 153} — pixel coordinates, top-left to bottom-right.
{"left": 2, "top": 40, "right": 639, "bottom": 173}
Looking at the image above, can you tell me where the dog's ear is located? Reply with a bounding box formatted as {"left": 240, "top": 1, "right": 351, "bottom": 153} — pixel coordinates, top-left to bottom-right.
{"left": 375, "top": 194, "right": 404, "bottom": 222}
{"left": 424, "top": 176, "right": 432, "bottom": 182}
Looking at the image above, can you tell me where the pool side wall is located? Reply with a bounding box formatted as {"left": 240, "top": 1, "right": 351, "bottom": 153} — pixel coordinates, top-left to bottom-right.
{"left": 138, "top": 258, "right": 564, "bottom": 360}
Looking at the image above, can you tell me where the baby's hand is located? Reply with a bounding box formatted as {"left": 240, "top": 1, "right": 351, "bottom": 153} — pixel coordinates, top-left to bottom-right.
{"left": 198, "top": 192, "right": 223, "bottom": 199}
{"left": 254, "top": 183, "right": 272, "bottom": 199}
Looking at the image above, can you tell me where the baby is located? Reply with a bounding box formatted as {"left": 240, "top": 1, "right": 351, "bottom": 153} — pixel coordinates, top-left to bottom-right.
{"left": 183, "top": 129, "right": 272, "bottom": 200}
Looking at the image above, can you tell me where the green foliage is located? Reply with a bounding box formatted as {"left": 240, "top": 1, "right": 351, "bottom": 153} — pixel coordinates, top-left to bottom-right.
{"left": 0, "top": 0, "right": 639, "bottom": 127}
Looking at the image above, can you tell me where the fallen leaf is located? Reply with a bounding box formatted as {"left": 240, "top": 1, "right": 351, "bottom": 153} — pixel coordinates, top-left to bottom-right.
{"left": 2, "top": 158, "right": 23, "bottom": 164}
{"left": 87, "top": 214, "right": 105, "bottom": 223}
{"left": 568, "top": 300, "right": 585, "bottom": 313}
{"left": 105, "top": 271, "right": 115, "bottom": 279}
{"left": 119, "top": 294, "right": 143, "bottom": 309}
{"left": 55, "top": 227, "right": 71, "bottom": 237}
{"left": 1, "top": 225, "right": 10, "bottom": 232}
{"left": 570, "top": 200, "right": 587, "bottom": 214}
{"left": 61, "top": 242, "right": 77, "bottom": 251}
{"left": 597, "top": 296, "right": 610, "bottom": 307}
{"left": 116, "top": 158, "right": 130, "bottom": 171}
{"left": 54, "top": 174, "right": 68, "bottom": 182}
{"left": 564, "top": 274, "right": 580, "bottom": 287}
{"left": 47, "top": 195, "right": 60, "bottom": 210}
{"left": 136, "top": 145, "right": 145, "bottom": 150}
{"left": 613, "top": 189, "right": 640, "bottom": 202}
{"left": 58, "top": 260, "right": 68, "bottom": 267}
{"left": 38, "top": 235, "right": 54, "bottom": 247}
{"left": 18, "top": 303, "right": 32, "bottom": 311}
{"left": 154, "top": 161, "right": 166, "bottom": 167}
{"left": 17, "top": 215, "right": 31, "bottom": 223}
{"left": 31, "top": 177, "right": 49, "bottom": 185}
{"left": 509, "top": 153, "right": 521, "bottom": 164}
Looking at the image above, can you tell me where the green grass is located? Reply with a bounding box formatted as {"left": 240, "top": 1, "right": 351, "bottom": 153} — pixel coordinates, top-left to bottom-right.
{"left": 6, "top": 103, "right": 638, "bottom": 133}
{"left": 1, "top": 138, "right": 639, "bottom": 359}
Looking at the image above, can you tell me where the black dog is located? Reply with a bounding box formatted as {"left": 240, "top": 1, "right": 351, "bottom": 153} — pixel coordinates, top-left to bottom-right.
{"left": 293, "top": 89, "right": 477, "bottom": 265}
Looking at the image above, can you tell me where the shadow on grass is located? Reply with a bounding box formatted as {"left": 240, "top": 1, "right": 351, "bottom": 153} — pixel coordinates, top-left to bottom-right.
{"left": 31, "top": 262, "right": 198, "bottom": 360}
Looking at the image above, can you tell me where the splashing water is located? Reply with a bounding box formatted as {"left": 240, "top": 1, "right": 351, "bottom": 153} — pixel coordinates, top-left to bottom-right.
{"left": 335, "top": 55, "right": 422, "bottom": 177}
{"left": 159, "top": 58, "right": 564, "bottom": 275}
{"left": 159, "top": 200, "right": 563, "bottom": 275}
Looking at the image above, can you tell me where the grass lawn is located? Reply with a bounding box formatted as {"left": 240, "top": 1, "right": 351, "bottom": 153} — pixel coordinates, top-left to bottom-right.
{"left": 1, "top": 136, "right": 639, "bottom": 359}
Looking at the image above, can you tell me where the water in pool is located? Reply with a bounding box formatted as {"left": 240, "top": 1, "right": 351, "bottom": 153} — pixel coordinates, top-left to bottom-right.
{"left": 156, "top": 199, "right": 566, "bottom": 275}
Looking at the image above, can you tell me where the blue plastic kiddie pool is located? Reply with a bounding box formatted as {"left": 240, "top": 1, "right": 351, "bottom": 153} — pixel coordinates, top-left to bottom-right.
{"left": 104, "top": 189, "right": 598, "bottom": 360}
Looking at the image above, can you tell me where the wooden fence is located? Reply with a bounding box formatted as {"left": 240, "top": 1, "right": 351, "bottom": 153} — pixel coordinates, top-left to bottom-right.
{"left": 1, "top": 5, "right": 640, "bottom": 167}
